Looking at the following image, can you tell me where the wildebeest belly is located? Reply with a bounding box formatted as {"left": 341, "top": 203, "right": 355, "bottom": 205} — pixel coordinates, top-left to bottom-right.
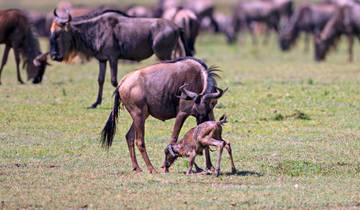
{"left": 116, "top": 24, "right": 155, "bottom": 61}
{"left": 147, "top": 100, "right": 178, "bottom": 121}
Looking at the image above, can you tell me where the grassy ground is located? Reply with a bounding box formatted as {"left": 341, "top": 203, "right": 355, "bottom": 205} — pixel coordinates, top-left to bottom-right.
{"left": 1, "top": 31, "right": 360, "bottom": 209}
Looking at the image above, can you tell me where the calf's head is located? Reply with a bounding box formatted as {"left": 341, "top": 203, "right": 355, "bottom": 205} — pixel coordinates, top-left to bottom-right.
{"left": 50, "top": 9, "right": 73, "bottom": 62}
{"left": 178, "top": 84, "right": 227, "bottom": 123}
{"left": 163, "top": 144, "right": 179, "bottom": 172}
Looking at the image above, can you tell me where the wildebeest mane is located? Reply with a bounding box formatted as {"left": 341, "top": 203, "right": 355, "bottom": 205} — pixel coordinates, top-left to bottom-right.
{"left": 161, "top": 57, "right": 220, "bottom": 94}
{"left": 72, "top": 7, "right": 133, "bottom": 22}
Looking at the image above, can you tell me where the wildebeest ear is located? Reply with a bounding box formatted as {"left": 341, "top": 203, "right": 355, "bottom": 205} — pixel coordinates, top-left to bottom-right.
{"left": 33, "top": 52, "right": 50, "bottom": 67}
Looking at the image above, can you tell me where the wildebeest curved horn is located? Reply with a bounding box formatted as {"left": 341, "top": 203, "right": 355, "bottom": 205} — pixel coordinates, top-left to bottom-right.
{"left": 33, "top": 52, "right": 50, "bottom": 67}
{"left": 177, "top": 84, "right": 198, "bottom": 100}
{"left": 204, "top": 87, "right": 228, "bottom": 99}
{"left": 53, "top": 8, "right": 59, "bottom": 17}
{"left": 65, "top": 10, "right": 72, "bottom": 22}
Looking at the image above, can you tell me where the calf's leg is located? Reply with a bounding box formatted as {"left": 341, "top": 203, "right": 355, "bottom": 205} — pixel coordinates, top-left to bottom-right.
{"left": 186, "top": 152, "right": 196, "bottom": 175}
{"left": 225, "top": 141, "right": 237, "bottom": 174}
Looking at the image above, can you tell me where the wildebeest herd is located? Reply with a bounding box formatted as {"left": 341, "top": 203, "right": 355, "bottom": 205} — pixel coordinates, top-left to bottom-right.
{"left": 1, "top": 0, "right": 360, "bottom": 176}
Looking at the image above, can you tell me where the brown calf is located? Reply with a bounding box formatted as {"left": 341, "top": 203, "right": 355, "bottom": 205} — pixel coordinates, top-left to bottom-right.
{"left": 163, "top": 115, "right": 236, "bottom": 176}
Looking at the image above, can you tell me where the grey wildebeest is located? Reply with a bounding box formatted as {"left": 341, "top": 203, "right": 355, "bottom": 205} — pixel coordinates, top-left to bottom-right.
{"left": 100, "top": 57, "right": 227, "bottom": 173}
{"left": 279, "top": 2, "right": 336, "bottom": 51}
{"left": 163, "top": 8, "right": 200, "bottom": 56}
{"left": 229, "top": 0, "right": 281, "bottom": 44}
{"left": 49, "top": 8, "right": 190, "bottom": 108}
{"left": 315, "top": 3, "right": 360, "bottom": 62}
{"left": 163, "top": 114, "right": 236, "bottom": 176}
{"left": 0, "top": 9, "right": 49, "bottom": 84}
{"left": 158, "top": 0, "right": 219, "bottom": 32}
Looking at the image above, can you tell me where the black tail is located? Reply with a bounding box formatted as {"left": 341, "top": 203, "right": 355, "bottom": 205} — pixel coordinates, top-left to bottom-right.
{"left": 100, "top": 90, "right": 121, "bottom": 149}
{"left": 179, "top": 28, "right": 192, "bottom": 56}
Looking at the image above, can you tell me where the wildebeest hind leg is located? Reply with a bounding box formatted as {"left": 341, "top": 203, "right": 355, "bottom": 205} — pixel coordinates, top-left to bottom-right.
{"left": 109, "top": 59, "right": 118, "bottom": 87}
{"left": 126, "top": 123, "right": 142, "bottom": 172}
{"left": 131, "top": 108, "right": 157, "bottom": 173}
{"left": 13, "top": 49, "right": 24, "bottom": 84}
{"left": 153, "top": 32, "right": 176, "bottom": 61}
{"left": 0, "top": 45, "right": 10, "bottom": 85}
{"left": 89, "top": 61, "right": 106, "bottom": 109}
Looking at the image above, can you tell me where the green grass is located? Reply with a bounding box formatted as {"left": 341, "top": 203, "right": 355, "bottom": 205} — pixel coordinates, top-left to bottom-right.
{"left": 1, "top": 30, "right": 360, "bottom": 209}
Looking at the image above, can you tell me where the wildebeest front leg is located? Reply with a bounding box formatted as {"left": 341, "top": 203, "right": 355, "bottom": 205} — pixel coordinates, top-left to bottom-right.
{"left": 204, "top": 111, "right": 215, "bottom": 171}
{"left": 89, "top": 61, "right": 106, "bottom": 109}
{"left": 126, "top": 123, "right": 142, "bottom": 172}
{"left": 0, "top": 45, "right": 10, "bottom": 85}
{"left": 13, "top": 49, "right": 24, "bottom": 84}
{"left": 347, "top": 34, "right": 354, "bottom": 63}
{"left": 170, "top": 112, "right": 189, "bottom": 144}
{"left": 109, "top": 59, "right": 118, "bottom": 87}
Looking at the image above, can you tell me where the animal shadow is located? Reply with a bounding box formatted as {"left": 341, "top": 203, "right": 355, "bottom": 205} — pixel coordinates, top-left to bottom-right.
{"left": 224, "top": 170, "right": 263, "bottom": 177}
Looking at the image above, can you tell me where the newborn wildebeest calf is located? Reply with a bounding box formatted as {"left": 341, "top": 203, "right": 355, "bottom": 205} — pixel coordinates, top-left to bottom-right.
{"left": 163, "top": 115, "right": 236, "bottom": 176}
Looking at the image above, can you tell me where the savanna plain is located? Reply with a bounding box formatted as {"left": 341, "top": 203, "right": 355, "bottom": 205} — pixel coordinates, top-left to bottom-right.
{"left": 1, "top": 2, "right": 360, "bottom": 209}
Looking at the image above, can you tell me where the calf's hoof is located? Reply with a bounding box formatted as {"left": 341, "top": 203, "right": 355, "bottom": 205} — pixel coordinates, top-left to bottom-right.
{"left": 148, "top": 167, "right": 158, "bottom": 174}
{"left": 133, "top": 167, "right": 143, "bottom": 173}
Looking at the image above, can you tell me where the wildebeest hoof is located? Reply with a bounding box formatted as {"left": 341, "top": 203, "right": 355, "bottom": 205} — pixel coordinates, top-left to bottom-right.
{"left": 111, "top": 80, "right": 118, "bottom": 87}
{"left": 231, "top": 167, "right": 237, "bottom": 174}
{"left": 186, "top": 171, "right": 193, "bottom": 176}
{"left": 215, "top": 169, "right": 221, "bottom": 177}
{"left": 88, "top": 103, "right": 100, "bottom": 109}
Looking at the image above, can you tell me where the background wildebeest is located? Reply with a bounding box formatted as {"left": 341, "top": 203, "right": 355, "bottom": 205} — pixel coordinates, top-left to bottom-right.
{"left": 315, "top": 3, "right": 360, "bottom": 62}
{"left": 163, "top": 8, "right": 200, "bottom": 56}
{"left": 163, "top": 114, "right": 236, "bottom": 176}
{"left": 0, "top": 9, "right": 49, "bottom": 85}
{"left": 49, "top": 8, "right": 190, "bottom": 108}
{"left": 279, "top": 2, "right": 336, "bottom": 51}
{"left": 100, "top": 57, "right": 226, "bottom": 173}
{"left": 228, "top": 0, "right": 281, "bottom": 44}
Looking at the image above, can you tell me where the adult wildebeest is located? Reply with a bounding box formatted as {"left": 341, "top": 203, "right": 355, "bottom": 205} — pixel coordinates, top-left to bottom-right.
{"left": 0, "top": 9, "right": 49, "bottom": 85}
{"left": 163, "top": 8, "right": 200, "bottom": 56}
{"left": 49, "top": 8, "right": 189, "bottom": 108}
{"left": 279, "top": 2, "right": 336, "bottom": 51}
{"left": 270, "top": 0, "right": 293, "bottom": 21}
{"left": 163, "top": 114, "right": 236, "bottom": 176}
{"left": 158, "top": 0, "right": 219, "bottom": 32}
{"left": 229, "top": 0, "right": 281, "bottom": 44}
{"left": 315, "top": 3, "right": 360, "bottom": 62}
{"left": 183, "top": 0, "right": 219, "bottom": 32}
{"left": 100, "top": 57, "right": 227, "bottom": 173}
